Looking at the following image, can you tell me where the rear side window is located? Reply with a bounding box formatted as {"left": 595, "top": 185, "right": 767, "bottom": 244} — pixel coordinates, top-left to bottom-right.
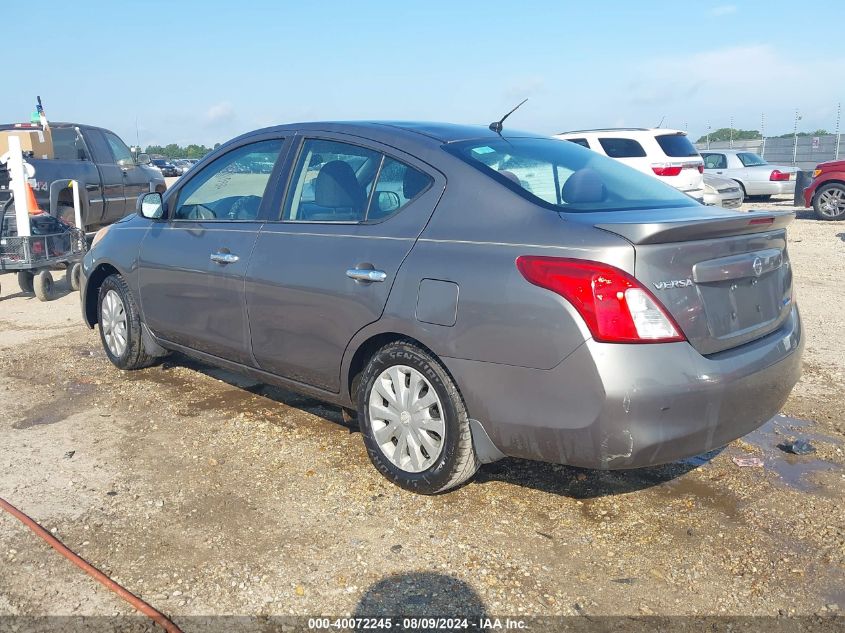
{"left": 51, "top": 127, "right": 89, "bottom": 161}
{"left": 702, "top": 153, "right": 727, "bottom": 169}
{"left": 737, "top": 152, "right": 767, "bottom": 167}
{"left": 597, "top": 137, "right": 646, "bottom": 158}
{"left": 282, "top": 139, "right": 431, "bottom": 222}
{"left": 566, "top": 138, "right": 590, "bottom": 149}
{"left": 448, "top": 138, "right": 697, "bottom": 213}
{"left": 655, "top": 133, "right": 699, "bottom": 157}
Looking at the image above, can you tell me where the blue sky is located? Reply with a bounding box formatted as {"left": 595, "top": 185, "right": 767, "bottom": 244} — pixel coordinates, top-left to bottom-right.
{"left": 3, "top": 1, "right": 843, "bottom": 147}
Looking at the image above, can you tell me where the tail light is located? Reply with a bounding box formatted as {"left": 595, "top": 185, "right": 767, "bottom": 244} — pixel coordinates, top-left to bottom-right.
{"left": 651, "top": 163, "right": 682, "bottom": 176}
{"left": 769, "top": 170, "right": 791, "bottom": 181}
{"left": 515, "top": 256, "right": 686, "bottom": 344}
{"left": 697, "top": 164, "right": 704, "bottom": 174}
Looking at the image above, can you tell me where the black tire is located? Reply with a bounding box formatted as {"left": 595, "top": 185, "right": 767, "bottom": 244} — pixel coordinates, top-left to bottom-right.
{"left": 33, "top": 270, "right": 54, "bottom": 301}
{"left": 67, "top": 263, "right": 82, "bottom": 291}
{"left": 17, "top": 271, "right": 34, "bottom": 294}
{"left": 97, "top": 274, "right": 155, "bottom": 370}
{"left": 357, "top": 340, "right": 478, "bottom": 494}
{"left": 813, "top": 183, "right": 845, "bottom": 221}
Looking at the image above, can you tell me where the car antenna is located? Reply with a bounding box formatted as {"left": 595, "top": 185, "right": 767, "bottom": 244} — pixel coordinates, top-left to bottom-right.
{"left": 655, "top": 115, "right": 665, "bottom": 128}
{"left": 489, "top": 99, "right": 528, "bottom": 133}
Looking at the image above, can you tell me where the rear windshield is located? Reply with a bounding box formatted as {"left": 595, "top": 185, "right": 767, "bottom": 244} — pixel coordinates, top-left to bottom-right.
{"left": 737, "top": 152, "right": 767, "bottom": 167}
{"left": 597, "top": 137, "right": 646, "bottom": 158}
{"left": 655, "top": 133, "right": 699, "bottom": 157}
{"left": 447, "top": 138, "right": 698, "bottom": 213}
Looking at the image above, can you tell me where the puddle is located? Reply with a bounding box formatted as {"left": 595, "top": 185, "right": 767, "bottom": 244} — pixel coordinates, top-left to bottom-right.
{"left": 736, "top": 414, "right": 843, "bottom": 492}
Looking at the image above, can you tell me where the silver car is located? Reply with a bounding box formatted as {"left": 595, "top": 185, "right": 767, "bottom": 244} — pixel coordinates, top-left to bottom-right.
{"left": 79, "top": 122, "right": 803, "bottom": 494}
{"left": 703, "top": 173, "right": 743, "bottom": 208}
{"left": 701, "top": 149, "right": 798, "bottom": 199}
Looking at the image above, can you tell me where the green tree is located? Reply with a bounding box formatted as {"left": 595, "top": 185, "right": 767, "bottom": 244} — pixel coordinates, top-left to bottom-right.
{"left": 144, "top": 143, "right": 214, "bottom": 159}
{"left": 695, "top": 128, "right": 761, "bottom": 143}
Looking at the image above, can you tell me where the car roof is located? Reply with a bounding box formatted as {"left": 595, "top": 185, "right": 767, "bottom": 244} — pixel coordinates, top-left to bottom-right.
{"left": 699, "top": 149, "right": 757, "bottom": 155}
{"left": 557, "top": 127, "right": 687, "bottom": 136}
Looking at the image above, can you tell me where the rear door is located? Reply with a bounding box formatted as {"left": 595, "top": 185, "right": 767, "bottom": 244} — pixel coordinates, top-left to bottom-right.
{"left": 245, "top": 134, "right": 443, "bottom": 392}
{"left": 83, "top": 129, "right": 126, "bottom": 223}
{"left": 138, "top": 135, "right": 288, "bottom": 365}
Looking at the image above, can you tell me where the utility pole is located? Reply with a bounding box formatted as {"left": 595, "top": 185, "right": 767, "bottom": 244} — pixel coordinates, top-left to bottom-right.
{"left": 706, "top": 124, "right": 711, "bottom": 149}
{"left": 760, "top": 113, "right": 766, "bottom": 158}
{"left": 792, "top": 109, "right": 802, "bottom": 165}
{"left": 729, "top": 116, "right": 734, "bottom": 149}
{"left": 836, "top": 102, "right": 841, "bottom": 160}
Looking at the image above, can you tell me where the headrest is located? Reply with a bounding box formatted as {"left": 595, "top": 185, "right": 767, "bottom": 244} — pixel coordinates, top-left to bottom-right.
{"left": 315, "top": 160, "right": 365, "bottom": 210}
{"left": 561, "top": 169, "right": 607, "bottom": 204}
{"left": 498, "top": 170, "right": 521, "bottom": 186}
{"left": 403, "top": 167, "right": 430, "bottom": 200}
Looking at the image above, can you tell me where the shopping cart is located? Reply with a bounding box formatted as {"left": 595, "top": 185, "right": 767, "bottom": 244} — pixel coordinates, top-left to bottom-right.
{"left": 0, "top": 225, "right": 87, "bottom": 301}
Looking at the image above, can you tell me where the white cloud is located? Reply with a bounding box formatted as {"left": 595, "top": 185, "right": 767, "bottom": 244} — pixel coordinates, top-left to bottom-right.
{"left": 711, "top": 5, "right": 737, "bottom": 16}
{"left": 203, "top": 101, "right": 235, "bottom": 127}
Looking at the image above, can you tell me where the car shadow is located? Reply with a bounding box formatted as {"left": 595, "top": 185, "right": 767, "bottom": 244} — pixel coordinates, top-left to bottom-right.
{"left": 161, "top": 353, "right": 722, "bottom": 500}
{"left": 352, "top": 572, "right": 487, "bottom": 625}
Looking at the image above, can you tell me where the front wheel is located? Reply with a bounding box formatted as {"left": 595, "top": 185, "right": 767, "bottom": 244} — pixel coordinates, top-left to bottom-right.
{"left": 813, "top": 183, "right": 845, "bottom": 220}
{"left": 358, "top": 341, "right": 478, "bottom": 494}
{"left": 97, "top": 274, "right": 155, "bottom": 370}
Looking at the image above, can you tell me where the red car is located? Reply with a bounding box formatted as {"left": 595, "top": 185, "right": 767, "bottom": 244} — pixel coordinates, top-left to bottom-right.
{"left": 804, "top": 160, "right": 845, "bottom": 220}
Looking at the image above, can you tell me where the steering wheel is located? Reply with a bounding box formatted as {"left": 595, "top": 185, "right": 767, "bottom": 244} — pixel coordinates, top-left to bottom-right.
{"left": 227, "top": 195, "right": 262, "bottom": 220}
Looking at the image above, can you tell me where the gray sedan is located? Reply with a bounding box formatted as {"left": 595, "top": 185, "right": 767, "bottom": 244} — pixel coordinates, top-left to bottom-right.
{"left": 700, "top": 149, "right": 798, "bottom": 199}
{"left": 703, "top": 173, "right": 743, "bottom": 208}
{"left": 79, "top": 122, "right": 803, "bottom": 494}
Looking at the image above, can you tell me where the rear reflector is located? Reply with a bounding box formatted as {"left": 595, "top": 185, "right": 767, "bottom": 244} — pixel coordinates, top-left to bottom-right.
{"left": 697, "top": 164, "right": 704, "bottom": 174}
{"left": 651, "top": 163, "right": 682, "bottom": 176}
{"left": 515, "top": 256, "right": 686, "bottom": 344}
{"left": 770, "top": 170, "right": 791, "bottom": 181}
{"left": 748, "top": 217, "right": 775, "bottom": 225}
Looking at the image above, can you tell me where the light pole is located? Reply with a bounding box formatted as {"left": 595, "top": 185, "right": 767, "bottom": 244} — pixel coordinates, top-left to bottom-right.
{"left": 761, "top": 113, "right": 766, "bottom": 158}
{"left": 729, "top": 116, "right": 734, "bottom": 149}
{"left": 706, "top": 124, "right": 711, "bottom": 149}
{"left": 836, "top": 102, "right": 841, "bottom": 160}
{"left": 792, "top": 109, "right": 802, "bottom": 165}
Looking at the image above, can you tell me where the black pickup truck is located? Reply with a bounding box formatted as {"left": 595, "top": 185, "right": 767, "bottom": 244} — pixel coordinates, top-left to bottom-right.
{"left": 0, "top": 123, "right": 165, "bottom": 231}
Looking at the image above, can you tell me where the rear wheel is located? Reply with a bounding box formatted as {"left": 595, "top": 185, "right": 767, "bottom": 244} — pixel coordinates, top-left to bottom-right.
{"left": 67, "top": 263, "right": 82, "bottom": 291}
{"left": 97, "top": 274, "right": 155, "bottom": 370}
{"left": 813, "top": 183, "right": 845, "bottom": 220}
{"left": 33, "top": 270, "right": 54, "bottom": 301}
{"left": 358, "top": 341, "right": 478, "bottom": 494}
{"left": 17, "top": 271, "right": 34, "bottom": 294}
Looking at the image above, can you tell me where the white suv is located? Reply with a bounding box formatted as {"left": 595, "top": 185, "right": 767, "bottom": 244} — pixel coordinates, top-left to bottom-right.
{"left": 554, "top": 128, "right": 704, "bottom": 201}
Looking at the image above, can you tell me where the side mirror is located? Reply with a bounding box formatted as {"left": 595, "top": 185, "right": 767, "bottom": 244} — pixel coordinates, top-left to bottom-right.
{"left": 137, "top": 192, "right": 164, "bottom": 219}
{"left": 374, "top": 191, "right": 401, "bottom": 214}
{"left": 136, "top": 153, "right": 151, "bottom": 166}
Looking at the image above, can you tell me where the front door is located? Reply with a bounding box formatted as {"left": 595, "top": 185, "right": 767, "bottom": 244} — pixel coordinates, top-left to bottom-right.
{"left": 138, "top": 136, "right": 287, "bottom": 365}
{"left": 84, "top": 129, "right": 125, "bottom": 225}
{"left": 246, "top": 135, "right": 443, "bottom": 392}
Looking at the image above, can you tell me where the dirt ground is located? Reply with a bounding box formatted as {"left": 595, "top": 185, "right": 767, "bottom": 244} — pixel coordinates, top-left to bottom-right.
{"left": 0, "top": 196, "right": 843, "bottom": 629}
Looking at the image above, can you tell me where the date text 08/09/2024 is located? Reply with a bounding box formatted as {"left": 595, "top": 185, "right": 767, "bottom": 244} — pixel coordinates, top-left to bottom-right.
{"left": 307, "top": 617, "right": 528, "bottom": 630}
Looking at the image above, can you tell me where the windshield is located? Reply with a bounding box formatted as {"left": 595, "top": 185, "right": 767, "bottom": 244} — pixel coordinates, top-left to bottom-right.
{"left": 655, "top": 133, "right": 699, "bottom": 157}
{"left": 447, "top": 137, "right": 698, "bottom": 213}
{"left": 737, "top": 152, "right": 768, "bottom": 167}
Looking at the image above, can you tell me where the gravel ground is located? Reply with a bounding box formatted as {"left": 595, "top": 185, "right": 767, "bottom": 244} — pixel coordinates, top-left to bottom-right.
{"left": 0, "top": 196, "right": 843, "bottom": 629}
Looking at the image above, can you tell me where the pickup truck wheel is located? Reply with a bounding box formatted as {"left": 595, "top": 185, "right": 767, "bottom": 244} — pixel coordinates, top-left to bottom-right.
{"left": 97, "top": 274, "right": 155, "bottom": 370}
{"left": 17, "top": 271, "right": 34, "bottom": 293}
{"left": 57, "top": 204, "right": 79, "bottom": 228}
{"left": 33, "top": 270, "right": 54, "bottom": 301}
{"left": 813, "top": 183, "right": 845, "bottom": 220}
{"left": 358, "top": 341, "right": 479, "bottom": 494}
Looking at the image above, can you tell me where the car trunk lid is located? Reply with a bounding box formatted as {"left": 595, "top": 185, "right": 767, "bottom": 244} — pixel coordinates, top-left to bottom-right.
{"left": 569, "top": 207, "right": 795, "bottom": 354}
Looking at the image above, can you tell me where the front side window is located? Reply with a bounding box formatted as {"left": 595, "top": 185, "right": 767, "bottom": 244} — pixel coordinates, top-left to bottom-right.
{"left": 104, "top": 132, "right": 134, "bottom": 166}
{"left": 282, "top": 139, "right": 431, "bottom": 222}
{"left": 597, "top": 137, "right": 647, "bottom": 158}
{"left": 737, "top": 152, "right": 767, "bottom": 167}
{"left": 448, "top": 137, "right": 697, "bottom": 213}
{"left": 702, "top": 153, "right": 727, "bottom": 169}
{"left": 172, "top": 139, "right": 283, "bottom": 221}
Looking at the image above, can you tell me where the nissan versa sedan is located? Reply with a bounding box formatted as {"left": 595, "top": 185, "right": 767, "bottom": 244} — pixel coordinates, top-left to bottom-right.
{"left": 80, "top": 122, "right": 803, "bottom": 494}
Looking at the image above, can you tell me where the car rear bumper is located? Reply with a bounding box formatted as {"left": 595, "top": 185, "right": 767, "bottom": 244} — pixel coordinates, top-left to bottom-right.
{"left": 747, "top": 180, "right": 796, "bottom": 196}
{"left": 445, "top": 305, "right": 803, "bottom": 469}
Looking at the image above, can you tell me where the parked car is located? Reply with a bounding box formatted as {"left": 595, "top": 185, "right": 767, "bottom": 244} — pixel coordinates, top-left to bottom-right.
{"left": 555, "top": 128, "right": 704, "bottom": 201}
{"left": 151, "top": 158, "right": 179, "bottom": 177}
{"left": 80, "top": 121, "right": 802, "bottom": 494}
{"left": 0, "top": 123, "right": 165, "bottom": 231}
{"left": 802, "top": 160, "right": 845, "bottom": 220}
{"left": 700, "top": 150, "right": 797, "bottom": 200}
{"left": 172, "top": 159, "right": 194, "bottom": 176}
{"left": 703, "top": 173, "right": 743, "bottom": 209}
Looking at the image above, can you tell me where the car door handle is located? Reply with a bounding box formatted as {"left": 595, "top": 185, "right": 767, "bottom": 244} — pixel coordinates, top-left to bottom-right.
{"left": 210, "top": 252, "right": 240, "bottom": 265}
{"left": 346, "top": 268, "right": 387, "bottom": 283}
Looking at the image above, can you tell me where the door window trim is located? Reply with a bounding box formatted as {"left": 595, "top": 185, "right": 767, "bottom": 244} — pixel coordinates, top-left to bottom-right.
{"left": 270, "top": 134, "right": 436, "bottom": 225}
{"left": 164, "top": 134, "right": 289, "bottom": 224}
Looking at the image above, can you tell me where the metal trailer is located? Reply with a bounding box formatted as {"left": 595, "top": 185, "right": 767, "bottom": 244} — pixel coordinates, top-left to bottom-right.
{"left": 0, "top": 134, "right": 87, "bottom": 301}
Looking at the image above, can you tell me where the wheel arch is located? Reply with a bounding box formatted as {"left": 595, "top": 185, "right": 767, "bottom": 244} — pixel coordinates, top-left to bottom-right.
{"left": 813, "top": 178, "right": 845, "bottom": 201}
{"left": 345, "top": 331, "right": 435, "bottom": 404}
{"left": 83, "top": 262, "right": 121, "bottom": 327}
